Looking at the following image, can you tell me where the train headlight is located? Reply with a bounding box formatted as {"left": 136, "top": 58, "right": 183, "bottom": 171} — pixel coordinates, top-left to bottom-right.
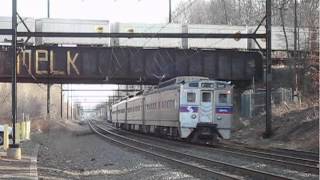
{"left": 217, "top": 116, "right": 222, "bottom": 120}
{"left": 191, "top": 114, "right": 197, "bottom": 119}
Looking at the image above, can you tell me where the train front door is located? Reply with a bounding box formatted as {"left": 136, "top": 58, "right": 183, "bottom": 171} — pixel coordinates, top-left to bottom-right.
{"left": 199, "top": 91, "right": 214, "bottom": 123}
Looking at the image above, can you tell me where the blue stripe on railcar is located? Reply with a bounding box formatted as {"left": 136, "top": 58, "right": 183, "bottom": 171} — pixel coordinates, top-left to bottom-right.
{"left": 216, "top": 106, "right": 233, "bottom": 114}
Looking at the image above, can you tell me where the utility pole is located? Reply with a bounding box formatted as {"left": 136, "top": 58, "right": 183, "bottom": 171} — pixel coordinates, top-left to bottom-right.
{"left": 293, "top": 0, "right": 298, "bottom": 100}
{"left": 47, "top": 0, "right": 50, "bottom": 18}
{"left": 169, "top": 0, "right": 172, "bottom": 23}
{"left": 60, "top": 84, "right": 63, "bottom": 119}
{"left": 8, "top": 0, "right": 21, "bottom": 159}
{"left": 71, "top": 84, "right": 73, "bottom": 120}
{"left": 47, "top": 83, "right": 50, "bottom": 119}
{"left": 11, "top": 0, "right": 17, "bottom": 146}
{"left": 264, "top": 0, "right": 272, "bottom": 138}
{"left": 46, "top": 0, "right": 51, "bottom": 120}
{"left": 67, "top": 87, "right": 69, "bottom": 120}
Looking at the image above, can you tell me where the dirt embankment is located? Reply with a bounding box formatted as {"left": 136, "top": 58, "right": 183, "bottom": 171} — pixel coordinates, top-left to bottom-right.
{"left": 231, "top": 103, "right": 319, "bottom": 152}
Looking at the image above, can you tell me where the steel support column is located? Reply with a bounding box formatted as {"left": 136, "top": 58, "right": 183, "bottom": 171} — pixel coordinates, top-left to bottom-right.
{"left": 60, "top": 84, "right": 63, "bottom": 119}
{"left": 47, "top": 84, "right": 50, "bottom": 119}
{"left": 47, "top": 0, "right": 50, "bottom": 18}
{"left": 265, "top": 0, "right": 272, "bottom": 137}
{"left": 67, "top": 90, "right": 69, "bottom": 120}
{"left": 293, "top": 0, "right": 298, "bottom": 98}
{"left": 70, "top": 85, "right": 73, "bottom": 120}
{"left": 169, "top": 0, "right": 172, "bottom": 23}
{"left": 46, "top": 0, "right": 51, "bottom": 120}
{"left": 11, "top": 0, "right": 17, "bottom": 146}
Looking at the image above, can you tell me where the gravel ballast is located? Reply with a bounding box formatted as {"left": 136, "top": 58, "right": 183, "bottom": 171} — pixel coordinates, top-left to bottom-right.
{"left": 33, "top": 123, "right": 198, "bottom": 180}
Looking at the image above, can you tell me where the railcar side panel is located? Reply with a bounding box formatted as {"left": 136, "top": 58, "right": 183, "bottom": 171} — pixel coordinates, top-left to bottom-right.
{"left": 158, "top": 89, "right": 180, "bottom": 127}
{"left": 144, "top": 92, "right": 160, "bottom": 126}
{"left": 115, "top": 101, "right": 126, "bottom": 124}
{"left": 127, "top": 96, "right": 144, "bottom": 126}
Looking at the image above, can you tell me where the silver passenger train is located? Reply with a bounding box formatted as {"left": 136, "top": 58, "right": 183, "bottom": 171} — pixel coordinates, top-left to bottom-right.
{"left": 111, "top": 76, "right": 233, "bottom": 144}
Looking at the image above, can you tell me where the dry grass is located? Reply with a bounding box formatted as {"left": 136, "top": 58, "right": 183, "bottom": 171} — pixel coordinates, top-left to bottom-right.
{"left": 232, "top": 101, "right": 319, "bottom": 152}
{"left": 31, "top": 118, "right": 50, "bottom": 133}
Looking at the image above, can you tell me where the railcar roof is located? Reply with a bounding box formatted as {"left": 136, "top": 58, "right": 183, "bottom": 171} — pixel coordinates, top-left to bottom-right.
{"left": 111, "top": 77, "right": 232, "bottom": 107}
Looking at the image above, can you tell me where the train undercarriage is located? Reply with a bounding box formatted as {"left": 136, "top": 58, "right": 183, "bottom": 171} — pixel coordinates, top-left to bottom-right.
{"left": 113, "top": 122, "right": 223, "bottom": 145}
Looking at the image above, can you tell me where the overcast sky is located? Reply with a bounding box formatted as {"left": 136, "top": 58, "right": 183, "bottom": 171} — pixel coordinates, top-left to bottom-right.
{"left": 0, "top": 0, "right": 184, "bottom": 23}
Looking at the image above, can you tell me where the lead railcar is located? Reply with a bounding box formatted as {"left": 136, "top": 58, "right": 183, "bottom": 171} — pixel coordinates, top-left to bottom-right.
{"left": 111, "top": 76, "right": 233, "bottom": 144}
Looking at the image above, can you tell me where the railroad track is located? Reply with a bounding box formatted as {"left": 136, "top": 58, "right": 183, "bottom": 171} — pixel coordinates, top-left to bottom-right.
{"left": 94, "top": 120, "right": 319, "bottom": 175}
{"left": 262, "top": 147, "right": 318, "bottom": 161}
{"left": 218, "top": 144, "right": 319, "bottom": 169}
{"left": 89, "top": 120, "right": 299, "bottom": 180}
{"left": 221, "top": 140, "right": 319, "bottom": 161}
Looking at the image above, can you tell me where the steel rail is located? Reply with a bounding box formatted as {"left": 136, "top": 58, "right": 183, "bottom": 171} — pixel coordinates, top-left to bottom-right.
{"left": 0, "top": 29, "right": 266, "bottom": 39}
{"left": 219, "top": 144, "right": 319, "bottom": 168}
{"left": 89, "top": 120, "right": 295, "bottom": 180}
{"left": 221, "top": 141, "right": 319, "bottom": 161}
{"left": 88, "top": 120, "right": 240, "bottom": 180}
{"left": 97, "top": 121, "right": 319, "bottom": 174}
{"left": 266, "top": 148, "right": 319, "bottom": 161}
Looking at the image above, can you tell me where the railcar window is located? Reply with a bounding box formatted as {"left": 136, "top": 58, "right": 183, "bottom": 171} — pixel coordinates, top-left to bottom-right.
{"left": 187, "top": 92, "right": 196, "bottom": 103}
{"left": 216, "top": 83, "right": 226, "bottom": 88}
{"left": 201, "top": 83, "right": 214, "bottom": 88}
{"left": 189, "top": 83, "right": 199, "bottom": 87}
{"left": 219, "top": 94, "right": 228, "bottom": 103}
{"left": 202, "top": 92, "right": 211, "bottom": 102}
{"left": 171, "top": 100, "right": 175, "bottom": 108}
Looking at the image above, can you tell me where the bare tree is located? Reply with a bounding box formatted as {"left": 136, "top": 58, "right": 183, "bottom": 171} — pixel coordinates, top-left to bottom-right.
{"left": 277, "top": 1, "right": 290, "bottom": 57}
{"left": 222, "top": 0, "right": 229, "bottom": 24}
{"left": 172, "top": 0, "right": 319, "bottom": 100}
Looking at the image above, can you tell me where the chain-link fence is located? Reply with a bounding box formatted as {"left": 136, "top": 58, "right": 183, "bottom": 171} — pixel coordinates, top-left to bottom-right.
{"left": 240, "top": 88, "right": 292, "bottom": 117}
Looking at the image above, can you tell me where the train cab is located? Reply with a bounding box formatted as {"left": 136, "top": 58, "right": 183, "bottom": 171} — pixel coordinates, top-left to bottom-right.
{"left": 179, "top": 80, "right": 233, "bottom": 144}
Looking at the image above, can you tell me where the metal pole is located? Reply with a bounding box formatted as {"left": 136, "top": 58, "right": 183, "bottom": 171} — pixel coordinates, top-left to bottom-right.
{"left": 11, "top": 0, "right": 17, "bottom": 146}
{"left": 67, "top": 87, "right": 69, "bottom": 120}
{"left": 47, "top": 84, "right": 50, "bottom": 119}
{"left": 47, "top": 0, "right": 51, "bottom": 120}
{"left": 47, "top": 0, "right": 50, "bottom": 18}
{"left": 71, "top": 84, "right": 73, "bottom": 120}
{"left": 169, "top": 0, "right": 172, "bottom": 23}
{"left": 60, "top": 84, "right": 63, "bottom": 119}
{"left": 265, "top": 0, "right": 272, "bottom": 137}
{"left": 293, "top": 0, "right": 298, "bottom": 97}
{"left": 117, "top": 84, "right": 120, "bottom": 101}
{"left": 47, "top": 49, "right": 50, "bottom": 119}
{"left": 71, "top": 100, "right": 73, "bottom": 120}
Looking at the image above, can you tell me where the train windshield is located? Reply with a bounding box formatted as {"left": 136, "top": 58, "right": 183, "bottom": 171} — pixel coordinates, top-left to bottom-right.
{"left": 219, "top": 94, "right": 228, "bottom": 104}
{"left": 202, "top": 92, "right": 211, "bottom": 102}
{"left": 187, "top": 92, "right": 196, "bottom": 102}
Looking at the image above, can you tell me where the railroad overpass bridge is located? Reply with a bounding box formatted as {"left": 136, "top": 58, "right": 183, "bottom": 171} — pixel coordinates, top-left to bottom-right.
{"left": 0, "top": 46, "right": 263, "bottom": 85}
